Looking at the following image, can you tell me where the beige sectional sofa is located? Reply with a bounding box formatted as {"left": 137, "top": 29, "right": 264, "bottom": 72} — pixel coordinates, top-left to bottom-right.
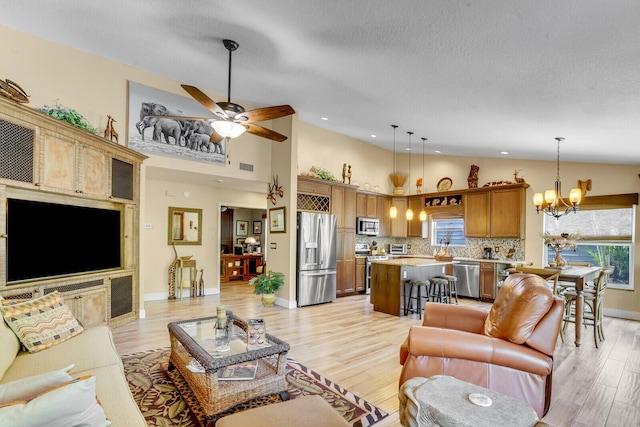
{"left": 1, "top": 315, "right": 145, "bottom": 426}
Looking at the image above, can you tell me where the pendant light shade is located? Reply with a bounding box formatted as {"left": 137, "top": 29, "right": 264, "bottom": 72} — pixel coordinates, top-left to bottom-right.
{"left": 405, "top": 132, "right": 414, "bottom": 220}
{"left": 419, "top": 137, "right": 428, "bottom": 221}
{"left": 389, "top": 125, "right": 398, "bottom": 218}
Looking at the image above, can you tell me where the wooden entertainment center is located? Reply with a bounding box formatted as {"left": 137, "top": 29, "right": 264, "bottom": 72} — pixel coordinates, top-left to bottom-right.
{"left": 0, "top": 96, "right": 146, "bottom": 328}
{"left": 220, "top": 254, "right": 264, "bottom": 282}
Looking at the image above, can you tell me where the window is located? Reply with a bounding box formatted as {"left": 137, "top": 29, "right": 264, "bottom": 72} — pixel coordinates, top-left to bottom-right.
{"left": 544, "top": 208, "right": 635, "bottom": 290}
{"left": 431, "top": 218, "right": 466, "bottom": 246}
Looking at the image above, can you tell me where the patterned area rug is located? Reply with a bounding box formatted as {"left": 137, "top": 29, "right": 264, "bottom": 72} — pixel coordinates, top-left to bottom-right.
{"left": 122, "top": 348, "right": 388, "bottom": 426}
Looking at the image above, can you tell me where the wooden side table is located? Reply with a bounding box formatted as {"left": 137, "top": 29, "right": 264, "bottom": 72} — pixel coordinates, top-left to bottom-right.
{"left": 177, "top": 257, "right": 197, "bottom": 299}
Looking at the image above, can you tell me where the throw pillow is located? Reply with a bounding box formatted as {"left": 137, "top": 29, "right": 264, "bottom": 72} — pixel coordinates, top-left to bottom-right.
{"left": 0, "top": 304, "right": 21, "bottom": 381}
{"left": 0, "top": 375, "right": 111, "bottom": 427}
{"left": 0, "top": 291, "right": 84, "bottom": 353}
{"left": 483, "top": 273, "right": 554, "bottom": 344}
{"left": 0, "top": 364, "right": 74, "bottom": 404}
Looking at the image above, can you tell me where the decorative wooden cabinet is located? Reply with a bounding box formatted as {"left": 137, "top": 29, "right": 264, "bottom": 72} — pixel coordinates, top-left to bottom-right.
{"left": 463, "top": 184, "right": 527, "bottom": 238}
{"left": 0, "top": 97, "right": 146, "bottom": 328}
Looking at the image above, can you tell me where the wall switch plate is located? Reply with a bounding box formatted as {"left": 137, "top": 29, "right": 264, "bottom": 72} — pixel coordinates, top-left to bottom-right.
{"left": 270, "top": 243, "right": 277, "bottom": 249}
{"left": 403, "top": 271, "right": 407, "bottom": 279}
{"left": 144, "top": 223, "right": 152, "bottom": 229}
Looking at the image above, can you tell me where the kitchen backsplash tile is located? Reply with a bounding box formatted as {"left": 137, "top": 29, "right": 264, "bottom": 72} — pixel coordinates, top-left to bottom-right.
{"left": 355, "top": 236, "right": 523, "bottom": 261}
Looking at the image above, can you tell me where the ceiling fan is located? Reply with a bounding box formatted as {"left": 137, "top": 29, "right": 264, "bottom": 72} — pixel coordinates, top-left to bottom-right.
{"left": 159, "top": 39, "right": 295, "bottom": 143}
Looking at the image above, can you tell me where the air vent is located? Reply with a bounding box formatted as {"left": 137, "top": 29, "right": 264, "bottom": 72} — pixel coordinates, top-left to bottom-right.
{"left": 239, "top": 162, "right": 254, "bottom": 172}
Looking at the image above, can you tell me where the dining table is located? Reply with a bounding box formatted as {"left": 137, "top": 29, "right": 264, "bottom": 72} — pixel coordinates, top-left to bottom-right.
{"left": 555, "top": 266, "right": 602, "bottom": 347}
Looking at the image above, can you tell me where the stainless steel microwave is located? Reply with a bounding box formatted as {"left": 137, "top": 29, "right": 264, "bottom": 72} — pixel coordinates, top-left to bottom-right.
{"left": 356, "top": 217, "right": 379, "bottom": 235}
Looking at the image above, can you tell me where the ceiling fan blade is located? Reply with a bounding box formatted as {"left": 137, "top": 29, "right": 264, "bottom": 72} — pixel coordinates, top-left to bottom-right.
{"left": 238, "top": 105, "right": 295, "bottom": 123}
{"left": 209, "top": 131, "right": 223, "bottom": 143}
{"left": 245, "top": 123, "right": 288, "bottom": 142}
{"left": 147, "top": 115, "right": 213, "bottom": 121}
{"left": 180, "top": 84, "right": 228, "bottom": 118}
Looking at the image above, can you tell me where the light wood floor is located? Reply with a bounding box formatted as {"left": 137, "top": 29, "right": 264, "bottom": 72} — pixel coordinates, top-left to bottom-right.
{"left": 112, "top": 281, "right": 640, "bottom": 426}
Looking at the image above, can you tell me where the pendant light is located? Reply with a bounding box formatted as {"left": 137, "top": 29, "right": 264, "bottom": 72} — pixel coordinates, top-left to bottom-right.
{"left": 405, "top": 131, "right": 414, "bottom": 220}
{"left": 389, "top": 125, "right": 398, "bottom": 218}
{"left": 419, "top": 137, "right": 428, "bottom": 222}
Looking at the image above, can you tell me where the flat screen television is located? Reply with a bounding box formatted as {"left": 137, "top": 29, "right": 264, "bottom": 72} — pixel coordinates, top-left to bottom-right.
{"left": 6, "top": 198, "right": 122, "bottom": 283}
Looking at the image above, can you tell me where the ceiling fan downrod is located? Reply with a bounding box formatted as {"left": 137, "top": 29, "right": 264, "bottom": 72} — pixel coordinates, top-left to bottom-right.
{"left": 222, "top": 39, "right": 238, "bottom": 104}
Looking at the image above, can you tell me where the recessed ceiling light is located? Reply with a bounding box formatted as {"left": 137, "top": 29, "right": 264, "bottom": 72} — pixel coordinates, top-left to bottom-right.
{"left": 434, "top": 150, "right": 442, "bottom": 154}
{"left": 500, "top": 151, "right": 509, "bottom": 155}
{"left": 370, "top": 134, "right": 377, "bottom": 138}
{"left": 405, "top": 148, "right": 411, "bottom": 151}
{"left": 320, "top": 117, "right": 329, "bottom": 121}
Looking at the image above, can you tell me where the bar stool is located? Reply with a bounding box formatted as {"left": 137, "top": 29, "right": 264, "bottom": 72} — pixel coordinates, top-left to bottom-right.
{"left": 433, "top": 274, "right": 459, "bottom": 304}
{"left": 404, "top": 279, "right": 430, "bottom": 317}
{"left": 429, "top": 278, "right": 450, "bottom": 304}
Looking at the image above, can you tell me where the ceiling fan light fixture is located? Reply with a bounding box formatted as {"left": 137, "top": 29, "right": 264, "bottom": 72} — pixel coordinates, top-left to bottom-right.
{"left": 212, "top": 120, "right": 247, "bottom": 139}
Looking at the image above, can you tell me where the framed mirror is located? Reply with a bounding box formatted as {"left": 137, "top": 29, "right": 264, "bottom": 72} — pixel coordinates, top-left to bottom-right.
{"left": 168, "top": 206, "right": 202, "bottom": 245}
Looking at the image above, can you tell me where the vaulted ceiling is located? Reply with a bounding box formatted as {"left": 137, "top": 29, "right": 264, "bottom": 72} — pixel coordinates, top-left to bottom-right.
{"left": 2, "top": 1, "right": 639, "bottom": 164}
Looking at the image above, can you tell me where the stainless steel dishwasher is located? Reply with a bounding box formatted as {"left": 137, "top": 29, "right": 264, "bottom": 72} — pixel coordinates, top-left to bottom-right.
{"left": 453, "top": 261, "right": 480, "bottom": 299}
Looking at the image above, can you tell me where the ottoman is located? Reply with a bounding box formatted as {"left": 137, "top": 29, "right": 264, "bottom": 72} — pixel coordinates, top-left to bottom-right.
{"left": 399, "top": 375, "right": 541, "bottom": 427}
{"left": 214, "top": 395, "right": 350, "bottom": 427}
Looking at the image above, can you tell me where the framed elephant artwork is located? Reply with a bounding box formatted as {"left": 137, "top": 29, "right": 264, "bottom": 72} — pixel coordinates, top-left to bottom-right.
{"left": 127, "top": 81, "right": 226, "bottom": 165}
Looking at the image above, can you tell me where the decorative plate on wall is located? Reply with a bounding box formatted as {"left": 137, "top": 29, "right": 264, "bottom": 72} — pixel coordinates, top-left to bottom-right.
{"left": 437, "top": 177, "right": 452, "bottom": 192}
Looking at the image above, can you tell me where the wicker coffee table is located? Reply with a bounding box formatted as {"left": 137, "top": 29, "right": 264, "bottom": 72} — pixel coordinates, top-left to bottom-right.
{"left": 167, "top": 312, "right": 290, "bottom": 426}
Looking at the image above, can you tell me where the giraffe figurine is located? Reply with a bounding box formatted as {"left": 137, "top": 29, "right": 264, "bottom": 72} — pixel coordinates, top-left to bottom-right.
{"left": 167, "top": 243, "right": 180, "bottom": 299}
{"left": 103, "top": 115, "right": 119, "bottom": 143}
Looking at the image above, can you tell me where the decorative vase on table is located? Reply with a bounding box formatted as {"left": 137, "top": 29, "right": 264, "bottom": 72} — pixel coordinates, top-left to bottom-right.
{"left": 542, "top": 232, "right": 580, "bottom": 268}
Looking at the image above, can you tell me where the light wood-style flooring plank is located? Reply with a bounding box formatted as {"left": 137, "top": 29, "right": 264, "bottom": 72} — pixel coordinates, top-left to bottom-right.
{"left": 112, "top": 280, "right": 640, "bottom": 426}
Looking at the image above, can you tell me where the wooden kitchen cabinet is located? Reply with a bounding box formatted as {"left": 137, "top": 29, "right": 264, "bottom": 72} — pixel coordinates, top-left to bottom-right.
{"left": 377, "top": 196, "right": 391, "bottom": 237}
{"left": 463, "top": 184, "right": 526, "bottom": 238}
{"left": 390, "top": 197, "right": 407, "bottom": 237}
{"left": 332, "top": 184, "right": 357, "bottom": 296}
{"left": 407, "top": 196, "right": 425, "bottom": 237}
{"left": 355, "top": 257, "right": 365, "bottom": 292}
{"left": 297, "top": 177, "right": 332, "bottom": 196}
{"left": 356, "top": 192, "right": 377, "bottom": 218}
{"left": 480, "top": 262, "right": 496, "bottom": 300}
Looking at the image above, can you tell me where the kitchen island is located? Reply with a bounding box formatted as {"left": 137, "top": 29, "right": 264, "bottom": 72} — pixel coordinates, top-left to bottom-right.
{"left": 370, "top": 258, "right": 457, "bottom": 316}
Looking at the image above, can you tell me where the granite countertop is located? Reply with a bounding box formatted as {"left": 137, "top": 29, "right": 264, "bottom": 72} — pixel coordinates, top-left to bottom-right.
{"left": 388, "top": 255, "right": 524, "bottom": 265}
{"left": 372, "top": 258, "right": 456, "bottom": 267}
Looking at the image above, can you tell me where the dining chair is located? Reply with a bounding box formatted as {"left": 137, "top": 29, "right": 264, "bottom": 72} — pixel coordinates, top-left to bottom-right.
{"left": 560, "top": 266, "right": 614, "bottom": 348}
{"left": 515, "top": 266, "right": 562, "bottom": 295}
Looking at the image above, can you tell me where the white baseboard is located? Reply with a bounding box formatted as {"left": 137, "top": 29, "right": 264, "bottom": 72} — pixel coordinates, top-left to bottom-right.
{"left": 604, "top": 308, "right": 640, "bottom": 321}
{"left": 143, "top": 288, "right": 220, "bottom": 302}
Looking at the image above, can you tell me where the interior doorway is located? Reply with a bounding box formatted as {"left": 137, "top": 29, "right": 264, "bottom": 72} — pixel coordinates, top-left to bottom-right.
{"left": 219, "top": 205, "right": 267, "bottom": 287}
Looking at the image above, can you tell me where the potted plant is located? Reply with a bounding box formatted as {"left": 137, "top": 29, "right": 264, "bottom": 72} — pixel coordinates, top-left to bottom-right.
{"left": 248, "top": 270, "right": 284, "bottom": 307}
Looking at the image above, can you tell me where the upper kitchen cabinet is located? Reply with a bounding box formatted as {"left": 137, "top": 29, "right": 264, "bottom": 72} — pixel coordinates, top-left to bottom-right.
{"left": 407, "top": 195, "right": 425, "bottom": 237}
{"left": 377, "top": 196, "right": 391, "bottom": 237}
{"left": 390, "top": 197, "right": 407, "bottom": 237}
{"left": 332, "top": 184, "right": 357, "bottom": 229}
{"left": 463, "top": 184, "right": 527, "bottom": 238}
{"left": 356, "top": 191, "right": 377, "bottom": 218}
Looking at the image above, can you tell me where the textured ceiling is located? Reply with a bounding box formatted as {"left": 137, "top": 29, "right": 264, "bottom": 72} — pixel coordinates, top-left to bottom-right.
{"left": 2, "top": 1, "right": 639, "bottom": 164}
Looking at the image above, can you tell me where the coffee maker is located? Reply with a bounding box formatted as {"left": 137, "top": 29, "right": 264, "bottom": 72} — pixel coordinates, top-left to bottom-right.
{"left": 483, "top": 247, "right": 493, "bottom": 259}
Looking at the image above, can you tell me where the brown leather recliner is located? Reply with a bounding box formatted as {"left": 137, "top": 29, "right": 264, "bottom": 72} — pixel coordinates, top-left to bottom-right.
{"left": 399, "top": 273, "right": 564, "bottom": 418}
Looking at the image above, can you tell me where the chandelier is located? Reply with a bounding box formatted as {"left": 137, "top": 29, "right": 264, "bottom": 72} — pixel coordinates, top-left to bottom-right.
{"left": 419, "top": 138, "right": 428, "bottom": 221}
{"left": 389, "top": 125, "right": 399, "bottom": 218}
{"left": 532, "top": 137, "right": 582, "bottom": 219}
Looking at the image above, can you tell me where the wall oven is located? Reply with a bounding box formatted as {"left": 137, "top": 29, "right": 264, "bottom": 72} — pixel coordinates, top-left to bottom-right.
{"left": 356, "top": 217, "right": 379, "bottom": 236}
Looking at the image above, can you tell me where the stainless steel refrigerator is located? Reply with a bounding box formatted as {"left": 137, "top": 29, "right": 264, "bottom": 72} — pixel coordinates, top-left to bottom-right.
{"left": 296, "top": 212, "right": 337, "bottom": 307}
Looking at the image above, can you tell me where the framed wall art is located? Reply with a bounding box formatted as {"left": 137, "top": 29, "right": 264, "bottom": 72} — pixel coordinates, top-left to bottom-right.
{"left": 127, "top": 81, "right": 226, "bottom": 165}
{"left": 269, "top": 207, "right": 286, "bottom": 233}
{"left": 253, "top": 220, "right": 262, "bottom": 234}
{"left": 236, "top": 220, "right": 249, "bottom": 237}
